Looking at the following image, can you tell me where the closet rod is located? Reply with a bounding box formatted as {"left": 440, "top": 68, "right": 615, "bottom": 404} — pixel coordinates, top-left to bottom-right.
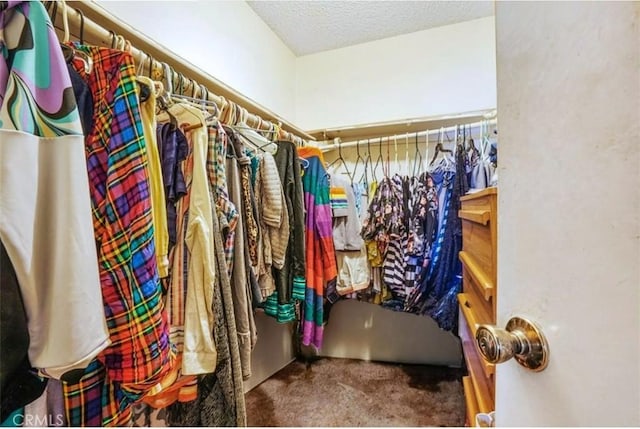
{"left": 319, "top": 118, "right": 497, "bottom": 152}
{"left": 48, "top": 0, "right": 313, "bottom": 145}
{"left": 309, "top": 109, "right": 496, "bottom": 142}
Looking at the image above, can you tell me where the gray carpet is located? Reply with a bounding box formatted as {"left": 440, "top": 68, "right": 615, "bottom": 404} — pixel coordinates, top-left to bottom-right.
{"left": 245, "top": 358, "right": 465, "bottom": 427}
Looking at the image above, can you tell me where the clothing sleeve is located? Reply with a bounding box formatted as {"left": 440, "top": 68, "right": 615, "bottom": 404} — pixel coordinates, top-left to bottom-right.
{"left": 270, "top": 186, "right": 290, "bottom": 270}
{"left": 290, "top": 148, "right": 307, "bottom": 284}
{"left": 183, "top": 119, "right": 217, "bottom": 376}
{"left": 138, "top": 76, "right": 170, "bottom": 278}
{"left": 261, "top": 153, "right": 284, "bottom": 227}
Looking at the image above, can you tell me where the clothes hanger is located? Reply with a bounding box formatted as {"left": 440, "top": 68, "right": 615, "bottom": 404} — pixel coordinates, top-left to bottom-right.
{"left": 352, "top": 140, "right": 366, "bottom": 186}
{"left": 156, "top": 65, "right": 191, "bottom": 130}
{"left": 429, "top": 127, "right": 454, "bottom": 167}
{"left": 52, "top": 1, "right": 92, "bottom": 75}
{"left": 424, "top": 129, "right": 430, "bottom": 173}
{"left": 136, "top": 52, "right": 152, "bottom": 103}
{"left": 393, "top": 136, "right": 398, "bottom": 177}
{"left": 411, "top": 132, "right": 423, "bottom": 178}
{"left": 327, "top": 138, "right": 353, "bottom": 180}
{"left": 404, "top": 133, "right": 410, "bottom": 178}
{"left": 358, "top": 138, "right": 372, "bottom": 185}
{"left": 384, "top": 136, "right": 391, "bottom": 179}
{"left": 373, "top": 136, "right": 384, "bottom": 181}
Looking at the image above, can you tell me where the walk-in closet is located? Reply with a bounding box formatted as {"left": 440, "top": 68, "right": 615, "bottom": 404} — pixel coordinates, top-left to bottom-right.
{"left": 0, "top": 1, "right": 638, "bottom": 427}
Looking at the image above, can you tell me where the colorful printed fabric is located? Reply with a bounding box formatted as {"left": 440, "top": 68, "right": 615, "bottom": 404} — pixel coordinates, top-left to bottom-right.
{"left": 403, "top": 173, "right": 439, "bottom": 300}
{"left": 405, "top": 162, "right": 465, "bottom": 331}
{"left": 62, "top": 44, "right": 172, "bottom": 426}
{"left": 361, "top": 175, "right": 405, "bottom": 256}
{"left": 0, "top": 1, "right": 109, "bottom": 379}
{"left": 297, "top": 147, "right": 338, "bottom": 349}
{"left": 206, "top": 124, "right": 238, "bottom": 277}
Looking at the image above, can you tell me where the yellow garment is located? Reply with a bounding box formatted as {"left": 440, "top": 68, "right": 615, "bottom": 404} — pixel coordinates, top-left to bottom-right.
{"left": 369, "top": 180, "right": 378, "bottom": 200}
{"left": 366, "top": 240, "right": 383, "bottom": 267}
{"left": 137, "top": 77, "right": 169, "bottom": 278}
{"left": 165, "top": 104, "right": 217, "bottom": 376}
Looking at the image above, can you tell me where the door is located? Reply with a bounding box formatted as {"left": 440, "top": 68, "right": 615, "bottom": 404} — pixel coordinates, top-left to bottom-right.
{"left": 494, "top": 2, "right": 639, "bottom": 426}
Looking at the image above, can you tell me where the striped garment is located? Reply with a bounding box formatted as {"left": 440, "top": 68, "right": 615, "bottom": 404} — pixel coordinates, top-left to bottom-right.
{"left": 329, "top": 185, "right": 349, "bottom": 215}
{"left": 382, "top": 237, "right": 407, "bottom": 301}
{"left": 62, "top": 44, "right": 172, "bottom": 426}
{"left": 297, "top": 147, "right": 338, "bottom": 349}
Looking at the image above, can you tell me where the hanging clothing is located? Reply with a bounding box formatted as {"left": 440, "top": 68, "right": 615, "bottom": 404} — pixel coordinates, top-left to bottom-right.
{"left": 167, "top": 194, "right": 247, "bottom": 427}
{"left": 297, "top": 147, "right": 338, "bottom": 349}
{"left": 156, "top": 122, "right": 189, "bottom": 251}
{"left": 467, "top": 137, "right": 496, "bottom": 191}
{"left": 225, "top": 131, "right": 258, "bottom": 380}
{"left": 330, "top": 174, "right": 369, "bottom": 297}
{"left": 206, "top": 124, "right": 239, "bottom": 278}
{"left": 231, "top": 133, "right": 261, "bottom": 270}
{"left": 62, "top": 42, "right": 173, "bottom": 427}
{"left": 273, "top": 141, "right": 307, "bottom": 303}
{"left": 178, "top": 106, "right": 217, "bottom": 375}
{"left": 351, "top": 182, "right": 368, "bottom": 220}
{"left": 157, "top": 103, "right": 220, "bottom": 377}
{"left": 362, "top": 174, "right": 406, "bottom": 304}
{"left": 403, "top": 173, "right": 439, "bottom": 301}
{"left": 23, "top": 379, "right": 66, "bottom": 427}
{"left": 331, "top": 174, "right": 364, "bottom": 252}
{"left": 255, "top": 152, "right": 290, "bottom": 301}
{"left": 0, "top": 1, "right": 109, "bottom": 383}
{"left": 67, "top": 65, "right": 94, "bottom": 136}
{"left": 406, "top": 149, "right": 468, "bottom": 331}
{"left": 0, "top": 242, "right": 48, "bottom": 423}
{"left": 138, "top": 76, "right": 170, "bottom": 278}
{"left": 264, "top": 141, "right": 306, "bottom": 323}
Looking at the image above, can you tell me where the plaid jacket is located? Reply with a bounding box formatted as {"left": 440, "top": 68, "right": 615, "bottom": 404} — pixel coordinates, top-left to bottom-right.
{"left": 62, "top": 44, "right": 172, "bottom": 426}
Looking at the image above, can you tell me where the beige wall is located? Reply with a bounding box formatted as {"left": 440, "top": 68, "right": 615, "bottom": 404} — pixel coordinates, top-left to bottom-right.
{"left": 97, "top": 1, "right": 298, "bottom": 120}
{"left": 295, "top": 17, "right": 497, "bottom": 130}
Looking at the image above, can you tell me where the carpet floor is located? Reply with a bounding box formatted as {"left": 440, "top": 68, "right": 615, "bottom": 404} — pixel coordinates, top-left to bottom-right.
{"left": 245, "top": 357, "right": 465, "bottom": 427}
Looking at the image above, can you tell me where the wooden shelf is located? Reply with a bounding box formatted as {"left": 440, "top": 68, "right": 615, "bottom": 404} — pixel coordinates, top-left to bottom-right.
{"left": 459, "top": 251, "right": 495, "bottom": 301}
{"left": 459, "top": 209, "right": 491, "bottom": 225}
{"left": 459, "top": 187, "right": 497, "bottom": 419}
{"left": 460, "top": 187, "right": 498, "bottom": 201}
{"left": 462, "top": 376, "right": 480, "bottom": 427}
{"left": 458, "top": 295, "right": 495, "bottom": 379}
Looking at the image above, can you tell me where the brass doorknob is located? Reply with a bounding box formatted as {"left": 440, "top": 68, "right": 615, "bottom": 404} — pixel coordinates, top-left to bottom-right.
{"left": 475, "top": 316, "right": 549, "bottom": 371}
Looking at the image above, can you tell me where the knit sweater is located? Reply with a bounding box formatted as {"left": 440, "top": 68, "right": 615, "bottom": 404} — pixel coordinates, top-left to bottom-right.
{"left": 297, "top": 147, "right": 338, "bottom": 349}
{"left": 272, "top": 141, "right": 307, "bottom": 304}
{"left": 255, "top": 152, "right": 290, "bottom": 300}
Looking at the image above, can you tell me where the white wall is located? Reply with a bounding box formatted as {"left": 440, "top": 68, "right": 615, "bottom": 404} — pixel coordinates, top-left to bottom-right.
{"left": 295, "top": 17, "right": 497, "bottom": 131}
{"left": 97, "top": 1, "right": 297, "bottom": 120}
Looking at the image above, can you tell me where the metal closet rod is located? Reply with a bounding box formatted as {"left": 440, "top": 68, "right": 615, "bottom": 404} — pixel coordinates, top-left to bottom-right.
{"left": 319, "top": 118, "right": 498, "bottom": 152}
{"left": 48, "top": 0, "right": 312, "bottom": 145}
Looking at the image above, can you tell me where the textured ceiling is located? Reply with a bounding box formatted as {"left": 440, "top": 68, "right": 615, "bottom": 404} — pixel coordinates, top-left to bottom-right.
{"left": 246, "top": 1, "right": 494, "bottom": 56}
